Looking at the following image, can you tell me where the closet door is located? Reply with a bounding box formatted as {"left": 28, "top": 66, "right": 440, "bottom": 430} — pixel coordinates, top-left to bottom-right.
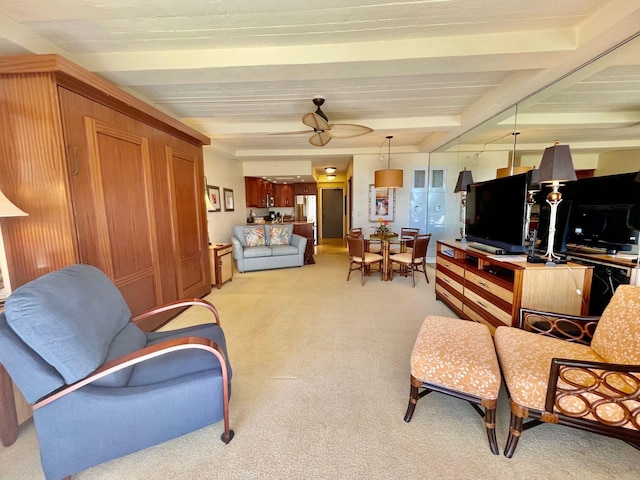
{"left": 165, "top": 146, "right": 210, "bottom": 298}
{"left": 80, "top": 117, "right": 164, "bottom": 314}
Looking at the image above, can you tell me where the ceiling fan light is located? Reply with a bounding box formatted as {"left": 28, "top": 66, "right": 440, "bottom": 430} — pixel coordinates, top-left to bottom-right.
{"left": 374, "top": 169, "right": 403, "bottom": 188}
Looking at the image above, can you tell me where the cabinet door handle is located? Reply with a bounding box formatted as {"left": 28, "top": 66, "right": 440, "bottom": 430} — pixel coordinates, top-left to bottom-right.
{"left": 67, "top": 145, "right": 79, "bottom": 176}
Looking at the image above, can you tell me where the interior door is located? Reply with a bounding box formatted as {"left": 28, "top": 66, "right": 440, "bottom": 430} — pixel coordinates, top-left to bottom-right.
{"left": 322, "top": 188, "right": 344, "bottom": 238}
{"left": 165, "top": 145, "right": 210, "bottom": 298}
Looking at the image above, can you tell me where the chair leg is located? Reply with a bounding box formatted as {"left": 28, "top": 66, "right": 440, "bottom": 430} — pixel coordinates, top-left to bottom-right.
{"left": 411, "top": 264, "right": 416, "bottom": 287}
{"left": 504, "top": 410, "right": 524, "bottom": 458}
{"left": 483, "top": 400, "right": 499, "bottom": 455}
{"left": 422, "top": 260, "right": 429, "bottom": 283}
{"left": 347, "top": 261, "right": 353, "bottom": 281}
{"left": 361, "top": 262, "right": 366, "bottom": 285}
{"left": 404, "top": 376, "right": 422, "bottom": 422}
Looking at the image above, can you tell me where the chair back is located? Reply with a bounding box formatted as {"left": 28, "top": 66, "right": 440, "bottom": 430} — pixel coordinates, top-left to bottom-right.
{"left": 590, "top": 284, "right": 640, "bottom": 364}
{"left": 411, "top": 234, "right": 431, "bottom": 260}
{"left": 349, "top": 227, "right": 363, "bottom": 237}
{"left": 346, "top": 234, "right": 365, "bottom": 258}
{"left": 400, "top": 228, "right": 420, "bottom": 248}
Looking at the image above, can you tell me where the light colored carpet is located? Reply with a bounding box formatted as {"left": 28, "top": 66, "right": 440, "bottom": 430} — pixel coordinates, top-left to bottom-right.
{"left": 1, "top": 239, "right": 638, "bottom": 479}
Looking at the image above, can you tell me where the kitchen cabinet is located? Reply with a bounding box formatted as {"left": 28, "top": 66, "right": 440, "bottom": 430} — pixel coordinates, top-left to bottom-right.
{"left": 295, "top": 183, "right": 318, "bottom": 195}
{"left": 245, "top": 177, "right": 273, "bottom": 208}
{"left": 435, "top": 240, "right": 593, "bottom": 332}
{"left": 0, "top": 54, "right": 211, "bottom": 323}
{"left": 273, "top": 184, "right": 294, "bottom": 207}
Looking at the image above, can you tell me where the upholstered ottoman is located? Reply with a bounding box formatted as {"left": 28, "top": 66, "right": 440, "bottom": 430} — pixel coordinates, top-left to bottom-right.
{"left": 404, "top": 315, "right": 502, "bottom": 454}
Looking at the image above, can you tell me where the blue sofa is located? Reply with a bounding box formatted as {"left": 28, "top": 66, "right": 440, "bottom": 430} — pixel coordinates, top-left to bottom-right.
{"left": 231, "top": 224, "right": 307, "bottom": 272}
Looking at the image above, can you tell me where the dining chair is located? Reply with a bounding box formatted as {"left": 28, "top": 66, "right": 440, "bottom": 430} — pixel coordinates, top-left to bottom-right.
{"left": 390, "top": 227, "right": 420, "bottom": 254}
{"left": 346, "top": 234, "right": 383, "bottom": 285}
{"left": 390, "top": 234, "right": 432, "bottom": 286}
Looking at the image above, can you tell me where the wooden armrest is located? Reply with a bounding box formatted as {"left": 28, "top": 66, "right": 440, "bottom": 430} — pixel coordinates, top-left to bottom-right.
{"left": 519, "top": 308, "right": 600, "bottom": 345}
{"left": 34, "top": 336, "right": 229, "bottom": 410}
{"left": 131, "top": 298, "right": 220, "bottom": 331}
{"left": 545, "top": 358, "right": 640, "bottom": 429}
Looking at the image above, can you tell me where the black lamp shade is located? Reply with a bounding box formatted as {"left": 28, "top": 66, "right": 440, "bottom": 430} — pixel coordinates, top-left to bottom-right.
{"left": 537, "top": 144, "right": 577, "bottom": 183}
{"left": 454, "top": 169, "right": 474, "bottom": 193}
{"left": 527, "top": 168, "right": 540, "bottom": 191}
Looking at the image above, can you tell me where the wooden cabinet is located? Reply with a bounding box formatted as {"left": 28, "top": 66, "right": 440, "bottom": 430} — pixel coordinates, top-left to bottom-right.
{"left": 273, "top": 184, "right": 294, "bottom": 207}
{"left": 0, "top": 54, "right": 211, "bottom": 321}
{"left": 435, "top": 241, "right": 593, "bottom": 332}
{"left": 295, "top": 183, "right": 317, "bottom": 195}
{"left": 245, "top": 177, "right": 273, "bottom": 208}
{"left": 209, "top": 243, "right": 233, "bottom": 289}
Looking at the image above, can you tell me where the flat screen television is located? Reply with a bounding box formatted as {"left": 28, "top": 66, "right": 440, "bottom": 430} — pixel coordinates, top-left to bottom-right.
{"left": 568, "top": 204, "right": 638, "bottom": 253}
{"left": 465, "top": 173, "right": 528, "bottom": 253}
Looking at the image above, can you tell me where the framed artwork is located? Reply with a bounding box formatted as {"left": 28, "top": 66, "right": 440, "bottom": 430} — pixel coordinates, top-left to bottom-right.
{"left": 368, "top": 184, "right": 396, "bottom": 222}
{"left": 223, "top": 188, "right": 235, "bottom": 212}
{"left": 207, "top": 185, "right": 221, "bottom": 212}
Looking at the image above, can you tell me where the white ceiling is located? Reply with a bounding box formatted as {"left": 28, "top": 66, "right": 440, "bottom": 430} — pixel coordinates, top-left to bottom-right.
{"left": 1, "top": 0, "right": 639, "bottom": 179}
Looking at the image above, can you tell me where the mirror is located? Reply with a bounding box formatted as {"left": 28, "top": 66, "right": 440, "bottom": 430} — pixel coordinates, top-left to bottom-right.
{"left": 437, "top": 33, "right": 640, "bottom": 178}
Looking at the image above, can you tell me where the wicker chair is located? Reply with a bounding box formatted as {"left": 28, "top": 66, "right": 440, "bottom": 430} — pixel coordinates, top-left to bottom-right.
{"left": 346, "top": 234, "right": 383, "bottom": 285}
{"left": 494, "top": 284, "right": 640, "bottom": 457}
{"left": 389, "top": 234, "right": 431, "bottom": 287}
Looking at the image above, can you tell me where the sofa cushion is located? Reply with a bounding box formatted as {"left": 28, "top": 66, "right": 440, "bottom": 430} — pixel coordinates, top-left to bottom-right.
{"left": 243, "top": 246, "right": 273, "bottom": 258}
{"left": 244, "top": 226, "right": 266, "bottom": 247}
{"left": 270, "top": 244, "right": 299, "bottom": 256}
{"left": 269, "top": 225, "right": 291, "bottom": 245}
{"left": 5, "top": 264, "right": 132, "bottom": 384}
{"left": 590, "top": 284, "right": 640, "bottom": 365}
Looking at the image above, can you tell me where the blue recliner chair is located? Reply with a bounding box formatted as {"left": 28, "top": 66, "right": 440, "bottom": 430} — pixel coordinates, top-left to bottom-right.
{"left": 0, "top": 264, "right": 233, "bottom": 480}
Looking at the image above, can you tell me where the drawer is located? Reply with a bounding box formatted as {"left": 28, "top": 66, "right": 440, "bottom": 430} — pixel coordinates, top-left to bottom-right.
{"left": 462, "top": 305, "right": 497, "bottom": 334}
{"left": 464, "top": 289, "right": 512, "bottom": 326}
{"left": 465, "top": 270, "right": 513, "bottom": 304}
{"left": 435, "top": 283, "right": 463, "bottom": 311}
{"left": 436, "top": 255, "right": 464, "bottom": 277}
{"left": 436, "top": 270, "right": 463, "bottom": 295}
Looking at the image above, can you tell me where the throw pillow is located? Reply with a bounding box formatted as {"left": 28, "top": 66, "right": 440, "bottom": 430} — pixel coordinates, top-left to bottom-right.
{"left": 270, "top": 226, "right": 290, "bottom": 245}
{"left": 244, "top": 227, "right": 266, "bottom": 247}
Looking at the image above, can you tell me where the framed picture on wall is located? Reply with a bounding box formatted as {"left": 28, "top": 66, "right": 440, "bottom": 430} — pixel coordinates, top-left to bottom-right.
{"left": 369, "top": 184, "right": 396, "bottom": 222}
{"left": 207, "top": 185, "right": 221, "bottom": 212}
{"left": 223, "top": 188, "right": 235, "bottom": 212}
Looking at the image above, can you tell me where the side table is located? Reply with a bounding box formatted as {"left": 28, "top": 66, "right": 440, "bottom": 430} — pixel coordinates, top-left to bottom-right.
{"left": 209, "top": 243, "right": 233, "bottom": 289}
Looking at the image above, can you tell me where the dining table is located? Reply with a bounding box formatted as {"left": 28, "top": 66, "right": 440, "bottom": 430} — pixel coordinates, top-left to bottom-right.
{"left": 366, "top": 234, "right": 408, "bottom": 281}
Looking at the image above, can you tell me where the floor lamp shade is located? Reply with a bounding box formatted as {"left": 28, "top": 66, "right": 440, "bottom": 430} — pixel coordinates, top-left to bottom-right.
{"left": 374, "top": 169, "right": 403, "bottom": 188}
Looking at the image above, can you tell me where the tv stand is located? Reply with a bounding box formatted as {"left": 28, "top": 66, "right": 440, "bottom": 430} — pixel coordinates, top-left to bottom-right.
{"left": 435, "top": 240, "right": 593, "bottom": 331}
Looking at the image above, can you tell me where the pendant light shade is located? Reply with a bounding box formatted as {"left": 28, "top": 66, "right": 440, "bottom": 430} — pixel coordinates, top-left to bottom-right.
{"left": 374, "top": 135, "right": 403, "bottom": 188}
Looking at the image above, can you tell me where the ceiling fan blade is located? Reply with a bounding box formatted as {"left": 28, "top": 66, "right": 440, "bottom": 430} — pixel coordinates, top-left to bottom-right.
{"left": 268, "top": 130, "right": 314, "bottom": 135}
{"left": 302, "top": 112, "right": 331, "bottom": 132}
{"left": 326, "top": 124, "right": 374, "bottom": 139}
{"left": 309, "top": 131, "right": 332, "bottom": 147}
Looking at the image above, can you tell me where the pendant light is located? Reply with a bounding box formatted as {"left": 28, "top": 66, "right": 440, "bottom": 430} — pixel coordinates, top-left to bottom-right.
{"left": 374, "top": 135, "right": 403, "bottom": 188}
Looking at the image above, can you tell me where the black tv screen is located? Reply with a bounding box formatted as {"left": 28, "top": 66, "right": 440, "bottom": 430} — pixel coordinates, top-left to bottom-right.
{"left": 465, "top": 173, "right": 528, "bottom": 253}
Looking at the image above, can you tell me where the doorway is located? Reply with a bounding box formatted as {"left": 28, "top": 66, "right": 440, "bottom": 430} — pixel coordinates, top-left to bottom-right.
{"left": 322, "top": 188, "right": 344, "bottom": 238}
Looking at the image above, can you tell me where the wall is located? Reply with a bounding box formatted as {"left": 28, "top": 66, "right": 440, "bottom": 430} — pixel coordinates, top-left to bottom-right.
{"left": 596, "top": 149, "right": 640, "bottom": 176}
{"left": 203, "top": 147, "right": 247, "bottom": 243}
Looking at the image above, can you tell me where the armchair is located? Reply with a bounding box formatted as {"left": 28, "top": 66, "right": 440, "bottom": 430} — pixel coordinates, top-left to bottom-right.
{"left": 0, "top": 264, "right": 233, "bottom": 480}
{"left": 494, "top": 284, "right": 640, "bottom": 458}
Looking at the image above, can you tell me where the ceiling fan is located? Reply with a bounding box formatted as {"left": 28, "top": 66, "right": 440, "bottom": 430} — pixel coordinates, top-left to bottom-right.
{"left": 275, "top": 97, "right": 374, "bottom": 147}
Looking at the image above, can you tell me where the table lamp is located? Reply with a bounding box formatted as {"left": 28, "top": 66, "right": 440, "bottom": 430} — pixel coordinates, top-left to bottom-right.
{"left": 0, "top": 188, "right": 28, "bottom": 299}
{"left": 454, "top": 168, "right": 474, "bottom": 242}
{"left": 537, "top": 141, "right": 576, "bottom": 261}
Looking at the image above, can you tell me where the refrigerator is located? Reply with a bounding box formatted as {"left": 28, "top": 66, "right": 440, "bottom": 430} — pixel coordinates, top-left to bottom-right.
{"left": 296, "top": 195, "right": 317, "bottom": 244}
